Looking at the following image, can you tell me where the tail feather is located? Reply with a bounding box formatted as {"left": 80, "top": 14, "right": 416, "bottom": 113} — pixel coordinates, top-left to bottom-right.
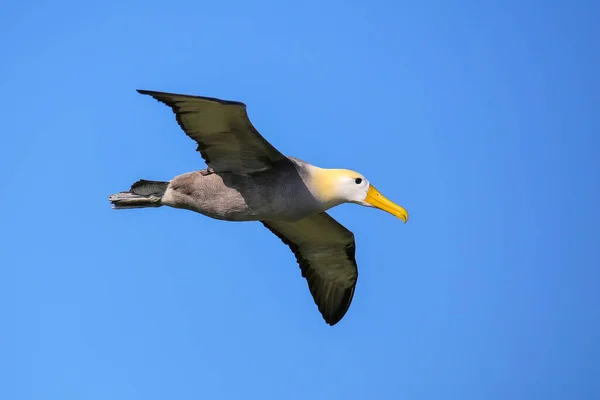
{"left": 109, "top": 179, "right": 169, "bottom": 209}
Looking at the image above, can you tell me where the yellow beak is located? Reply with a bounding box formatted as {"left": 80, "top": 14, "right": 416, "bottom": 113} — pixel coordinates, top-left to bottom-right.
{"left": 365, "top": 185, "right": 409, "bottom": 223}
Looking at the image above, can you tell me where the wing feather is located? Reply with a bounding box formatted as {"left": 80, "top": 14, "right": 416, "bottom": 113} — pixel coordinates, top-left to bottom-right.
{"left": 262, "top": 212, "right": 358, "bottom": 326}
{"left": 137, "top": 89, "right": 286, "bottom": 174}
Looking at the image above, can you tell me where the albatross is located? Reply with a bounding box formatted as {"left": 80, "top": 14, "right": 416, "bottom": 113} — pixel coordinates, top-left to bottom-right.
{"left": 109, "top": 89, "right": 409, "bottom": 326}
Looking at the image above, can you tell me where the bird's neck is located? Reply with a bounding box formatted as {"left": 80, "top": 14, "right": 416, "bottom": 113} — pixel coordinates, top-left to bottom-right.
{"left": 306, "top": 166, "right": 349, "bottom": 207}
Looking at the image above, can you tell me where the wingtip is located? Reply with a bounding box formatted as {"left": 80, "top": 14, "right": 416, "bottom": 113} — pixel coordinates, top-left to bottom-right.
{"left": 135, "top": 88, "right": 247, "bottom": 107}
{"left": 325, "top": 316, "right": 343, "bottom": 326}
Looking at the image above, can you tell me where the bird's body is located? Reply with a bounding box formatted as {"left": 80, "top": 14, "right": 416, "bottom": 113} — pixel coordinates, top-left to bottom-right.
{"left": 110, "top": 89, "right": 409, "bottom": 326}
{"left": 163, "top": 157, "right": 334, "bottom": 222}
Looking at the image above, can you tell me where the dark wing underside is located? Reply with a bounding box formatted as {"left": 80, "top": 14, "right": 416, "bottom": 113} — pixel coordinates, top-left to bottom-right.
{"left": 137, "top": 89, "right": 286, "bottom": 174}
{"left": 262, "top": 212, "right": 358, "bottom": 326}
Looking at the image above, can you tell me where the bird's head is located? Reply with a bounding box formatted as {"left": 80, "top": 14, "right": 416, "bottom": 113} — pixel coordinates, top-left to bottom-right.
{"left": 312, "top": 168, "right": 409, "bottom": 223}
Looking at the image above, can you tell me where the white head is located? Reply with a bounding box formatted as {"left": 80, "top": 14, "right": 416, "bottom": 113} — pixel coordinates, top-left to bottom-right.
{"left": 311, "top": 168, "right": 409, "bottom": 222}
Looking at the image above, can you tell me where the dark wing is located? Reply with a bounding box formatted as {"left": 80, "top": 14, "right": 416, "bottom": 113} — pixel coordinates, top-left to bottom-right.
{"left": 262, "top": 212, "right": 358, "bottom": 326}
{"left": 137, "top": 89, "right": 287, "bottom": 174}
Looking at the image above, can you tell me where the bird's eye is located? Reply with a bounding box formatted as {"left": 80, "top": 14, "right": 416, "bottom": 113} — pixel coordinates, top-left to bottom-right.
{"left": 355, "top": 178, "right": 362, "bottom": 184}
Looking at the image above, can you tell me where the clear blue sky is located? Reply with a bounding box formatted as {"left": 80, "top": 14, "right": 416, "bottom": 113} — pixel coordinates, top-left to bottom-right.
{"left": 2, "top": 1, "right": 599, "bottom": 399}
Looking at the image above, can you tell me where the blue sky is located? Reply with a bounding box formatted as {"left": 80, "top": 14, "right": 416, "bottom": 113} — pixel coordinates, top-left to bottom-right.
{"left": 2, "top": 1, "right": 599, "bottom": 399}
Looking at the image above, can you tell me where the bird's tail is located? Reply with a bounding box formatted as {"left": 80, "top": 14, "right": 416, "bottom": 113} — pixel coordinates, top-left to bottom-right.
{"left": 109, "top": 179, "right": 170, "bottom": 209}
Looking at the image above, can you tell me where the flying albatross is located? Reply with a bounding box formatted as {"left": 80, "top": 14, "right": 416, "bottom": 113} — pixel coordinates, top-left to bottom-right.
{"left": 109, "top": 89, "right": 409, "bottom": 326}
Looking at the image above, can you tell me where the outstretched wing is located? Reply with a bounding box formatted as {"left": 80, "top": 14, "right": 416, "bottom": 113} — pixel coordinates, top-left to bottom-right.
{"left": 138, "top": 89, "right": 286, "bottom": 174}
{"left": 262, "top": 212, "right": 358, "bottom": 326}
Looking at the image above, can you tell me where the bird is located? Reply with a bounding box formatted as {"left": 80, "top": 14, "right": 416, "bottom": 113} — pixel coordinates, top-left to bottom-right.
{"left": 109, "top": 89, "right": 409, "bottom": 326}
